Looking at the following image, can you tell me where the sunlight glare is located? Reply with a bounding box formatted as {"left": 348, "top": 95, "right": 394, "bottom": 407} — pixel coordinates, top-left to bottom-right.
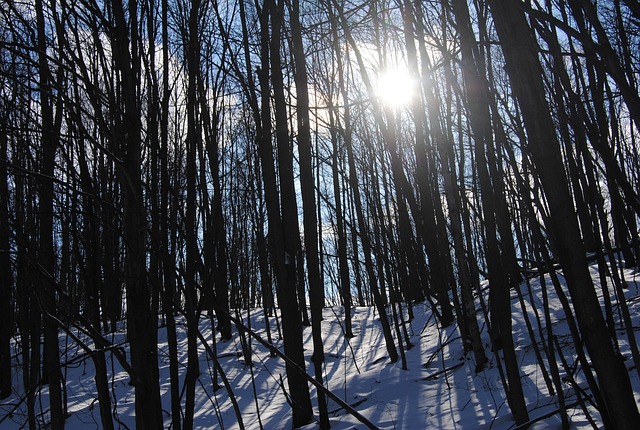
{"left": 376, "top": 67, "right": 416, "bottom": 108}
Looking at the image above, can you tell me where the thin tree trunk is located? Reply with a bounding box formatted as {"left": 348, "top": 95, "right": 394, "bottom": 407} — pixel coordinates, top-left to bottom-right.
{"left": 160, "top": 0, "right": 181, "bottom": 425}
{"left": 289, "top": 1, "right": 330, "bottom": 426}
{"left": 440, "top": 60, "right": 487, "bottom": 370}
{"left": 328, "top": 102, "right": 354, "bottom": 338}
{"left": 183, "top": 1, "right": 203, "bottom": 427}
{"left": 35, "top": 0, "right": 64, "bottom": 425}
{"left": 77, "top": 132, "right": 114, "bottom": 429}
{"left": 0, "top": 110, "right": 12, "bottom": 400}
{"left": 14, "top": 137, "right": 37, "bottom": 429}
{"left": 406, "top": 0, "right": 457, "bottom": 326}
{"left": 330, "top": 0, "right": 398, "bottom": 363}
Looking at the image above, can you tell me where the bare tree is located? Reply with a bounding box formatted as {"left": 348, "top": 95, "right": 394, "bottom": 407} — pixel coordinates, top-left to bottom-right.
{"left": 289, "top": 0, "right": 330, "bottom": 426}
{"left": 486, "top": 0, "right": 640, "bottom": 426}
{"left": 111, "top": 0, "right": 163, "bottom": 426}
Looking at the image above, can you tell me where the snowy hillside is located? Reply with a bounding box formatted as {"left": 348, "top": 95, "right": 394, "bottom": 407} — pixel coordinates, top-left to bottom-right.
{"left": 2, "top": 260, "right": 640, "bottom": 429}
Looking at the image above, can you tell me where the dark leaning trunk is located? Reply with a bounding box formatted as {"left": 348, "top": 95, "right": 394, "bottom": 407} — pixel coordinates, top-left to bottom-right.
{"left": 486, "top": 0, "right": 640, "bottom": 427}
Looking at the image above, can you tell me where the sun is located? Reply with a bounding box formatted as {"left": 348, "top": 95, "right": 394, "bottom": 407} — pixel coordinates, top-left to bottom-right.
{"left": 376, "top": 66, "right": 416, "bottom": 108}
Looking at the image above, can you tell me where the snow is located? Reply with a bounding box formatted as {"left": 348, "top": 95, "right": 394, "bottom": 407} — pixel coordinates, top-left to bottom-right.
{"left": 2, "top": 261, "right": 639, "bottom": 429}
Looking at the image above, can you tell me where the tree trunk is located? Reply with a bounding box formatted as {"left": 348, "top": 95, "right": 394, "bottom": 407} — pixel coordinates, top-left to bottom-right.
{"left": 0, "top": 111, "right": 12, "bottom": 400}
{"left": 183, "top": 1, "right": 203, "bottom": 427}
{"left": 160, "top": 0, "right": 182, "bottom": 425}
{"left": 35, "top": 0, "right": 64, "bottom": 425}
{"left": 289, "top": 0, "right": 330, "bottom": 426}
{"left": 486, "top": 1, "right": 640, "bottom": 426}
{"left": 111, "top": 1, "right": 163, "bottom": 427}
{"left": 261, "top": 1, "right": 314, "bottom": 425}
{"left": 327, "top": 102, "right": 354, "bottom": 338}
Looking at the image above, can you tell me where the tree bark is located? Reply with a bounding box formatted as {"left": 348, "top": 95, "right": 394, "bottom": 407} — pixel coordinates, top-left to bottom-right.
{"left": 289, "top": 0, "right": 330, "bottom": 426}
{"left": 111, "top": 0, "right": 163, "bottom": 427}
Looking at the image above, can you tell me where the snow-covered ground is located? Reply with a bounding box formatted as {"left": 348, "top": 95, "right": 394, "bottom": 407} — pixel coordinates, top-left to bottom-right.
{"left": 2, "top": 261, "right": 639, "bottom": 429}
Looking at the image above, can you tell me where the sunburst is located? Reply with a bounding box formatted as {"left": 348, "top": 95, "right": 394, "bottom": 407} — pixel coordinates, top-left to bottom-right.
{"left": 376, "top": 66, "right": 416, "bottom": 108}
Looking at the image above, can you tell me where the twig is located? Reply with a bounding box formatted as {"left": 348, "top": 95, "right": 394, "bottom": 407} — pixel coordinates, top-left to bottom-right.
{"left": 421, "top": 362, "right": 465, "bottom": 381}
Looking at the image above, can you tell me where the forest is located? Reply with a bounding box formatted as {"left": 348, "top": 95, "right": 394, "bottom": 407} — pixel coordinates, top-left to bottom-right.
{"left": 0, "top": 0, "right": 639, "bottom": 428}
